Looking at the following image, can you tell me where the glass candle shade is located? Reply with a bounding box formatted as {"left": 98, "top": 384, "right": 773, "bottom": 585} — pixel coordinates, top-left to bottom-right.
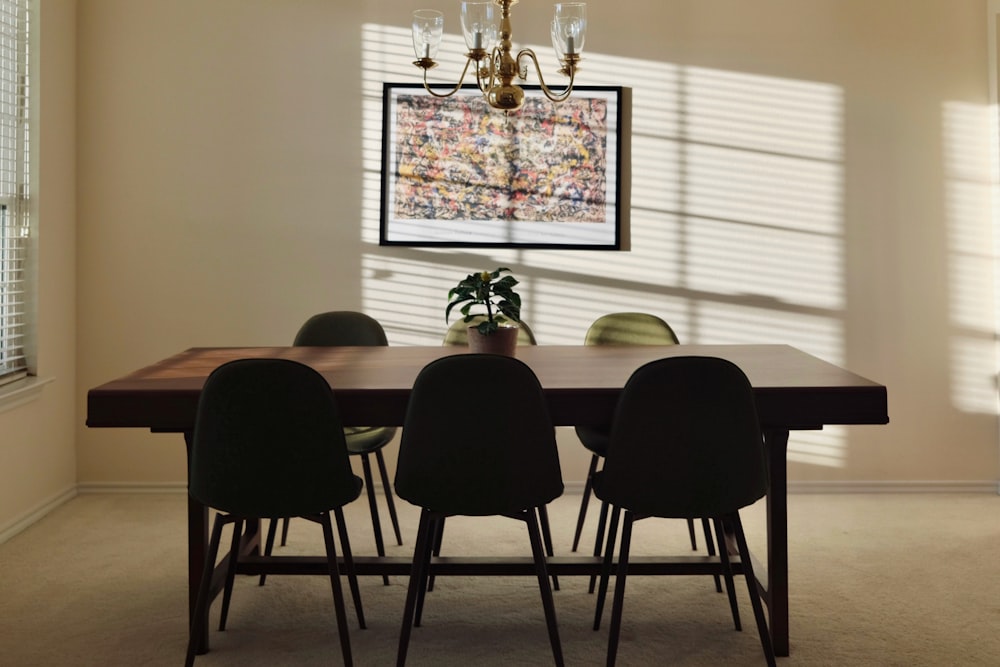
{"left": 552, "top": 3, "right": 586, "bottom": 56}
{"left": 412, "top": 9, "right": 444, "bottom": 60}
{"left": 461, "top": 2, "right": 498, "bottom": 53}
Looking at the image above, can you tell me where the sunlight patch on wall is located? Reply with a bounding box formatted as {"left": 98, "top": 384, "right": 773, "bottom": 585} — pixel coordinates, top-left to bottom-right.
{"left": 685, "top": 216, "right": 842, "bottom": 311}
{"left": 683, "top": 67, "right": 842, "bottom": 161}
{"left": 943, "top": 101, "right": 999, "bottom": 415}
{"left": 360, "top": 253, "right": 463, "bottom": 345}
{"left": 784, "top": 427, "right": 847, "bottom": 468}
{"left": 360, "top": 23, "right": 848, "bottom": 466}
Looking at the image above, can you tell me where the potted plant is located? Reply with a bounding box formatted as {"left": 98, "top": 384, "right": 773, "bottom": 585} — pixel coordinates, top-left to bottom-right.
{"left": 445, "top": 267, "right": 522, "bottom": 354}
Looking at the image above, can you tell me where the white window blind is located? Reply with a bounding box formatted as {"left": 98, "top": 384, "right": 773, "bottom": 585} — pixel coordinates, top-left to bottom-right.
{"left": 0, "top": 0, "right": 29, "bottom": 386}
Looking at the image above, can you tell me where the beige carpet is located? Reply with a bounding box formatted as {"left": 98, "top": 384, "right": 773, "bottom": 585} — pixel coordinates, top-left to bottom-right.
{"left": 0, "top": 492, "right": 997, "bottom": 666}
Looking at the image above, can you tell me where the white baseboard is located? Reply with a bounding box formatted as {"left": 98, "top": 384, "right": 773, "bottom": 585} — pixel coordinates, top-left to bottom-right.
{"left": 565, "top": 480, "right": 1000, "bottom": 495}
{"left": 60, "top": 479, "right": 1000, "bottom": 497}
{"left": 4, "top": 479, "right": 996, "bottom": 545}
{"left": 76, "top": 482, "right": 188, "bottom": 494}
{"left": 786, "top": 480, "right": 1000, "bottom": 494}
{"left": 0, "top": 485, "right": 77, "bottom": 545}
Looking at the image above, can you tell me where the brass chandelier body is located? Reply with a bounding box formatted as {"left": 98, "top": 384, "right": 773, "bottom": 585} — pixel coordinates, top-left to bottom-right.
{"left": 412, "top": 1, "right": 586, "bottom": 112}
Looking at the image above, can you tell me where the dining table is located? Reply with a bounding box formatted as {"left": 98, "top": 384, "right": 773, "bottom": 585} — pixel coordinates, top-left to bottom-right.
{"left": 86, "top": 343, "right": 889, "bottom": 657}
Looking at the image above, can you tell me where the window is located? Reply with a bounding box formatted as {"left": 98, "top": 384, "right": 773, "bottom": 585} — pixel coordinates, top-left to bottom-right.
{"left": 0, "top": 0, "right": 29, "bottom": 387}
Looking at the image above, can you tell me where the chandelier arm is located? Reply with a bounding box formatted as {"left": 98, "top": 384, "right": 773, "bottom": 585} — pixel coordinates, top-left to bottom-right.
{"left": 516, "top": 49, "right": 576, "bottom": 103}
{"left": 474, "top": 48, "right": 499, "bottom": 95}
{"left": 421, "top": 57, "right": 477, "bottom": 98}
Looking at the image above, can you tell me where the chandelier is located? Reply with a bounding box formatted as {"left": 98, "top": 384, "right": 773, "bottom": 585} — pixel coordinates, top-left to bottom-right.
{"left": 411, "top": 1, "right": 587, "bottom": 113}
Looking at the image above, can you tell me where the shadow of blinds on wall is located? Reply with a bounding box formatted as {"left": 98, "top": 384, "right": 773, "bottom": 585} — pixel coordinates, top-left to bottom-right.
{"left": 0, "top": 0, "right": 29, "bottom": 386}
{"left": 358, "top": 24, "right": 849, "bottom": 467}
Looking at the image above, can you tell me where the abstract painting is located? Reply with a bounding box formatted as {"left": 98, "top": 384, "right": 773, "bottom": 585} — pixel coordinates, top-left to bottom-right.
{"left": 381, "top": 84, "right": 628, "bottom": 248}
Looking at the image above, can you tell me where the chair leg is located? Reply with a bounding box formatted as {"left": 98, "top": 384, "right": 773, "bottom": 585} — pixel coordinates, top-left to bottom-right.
{"left": 259, "top": 518, "right": 279, "bottom": 586}
{"left": 713, "top": 517, "right": 742, "bottom": 632}
{"left": 686, "top": 517, "right": 698, "bottom": 550}
{"left": 319, "top": 512, "right": 354, "bottom": 667}
{"left": 589, "top": 500, "right": 611, "bottom": 593}
{"left": 426, "top": 516, "right": 445, "bottom": 593}
{"left": 375, "top": 449, "right": 404, "bottom": 546}
{"left": 571, "top": 454, "right": 600, "bottom": 552}
{"left": 397, "top": 510, "right": 436, "bottom": 667}
{"left": 701, "top": 517, "right": 723, "bottom": 592}
{"left": 217, "top": 517, "right": 244, "bottom": 631}
{"left": 537, "top": 504, "right": 559, "bottom": 591}
{"left": 185, "top": 514, "right": 231, "bottom": 667}
{"left": 606, "top": 511, "right": 635, "bottom": 667}
{"left": 359, "top": 453, "right": 390, "bottom": 586}
{"left": 415, "top": 515, "right": 441, "bottom": 627}
{"left": 333, "top": 508, "right": 367, "bottom": 630}
{"left": 730, "top": 513, "right": 777, "bottom": 667}
{"left": 593, "top": 504, "right": 621, "bottom": 631}
{"left": 525, "top": 507, "right": 565, "bottom": 667}
{"left": 280, "top": 517, "right": 290, "bottom": 546}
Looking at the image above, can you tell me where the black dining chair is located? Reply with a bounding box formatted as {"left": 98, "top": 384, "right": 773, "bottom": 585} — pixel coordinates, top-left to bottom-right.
{"left": 591, "top": 356, "right": 776, "bottom": 667}
{"left": 572, "top": 313, "right": 720, "bottom": 591}
{"left": 184, "top": 358, "right": 365, "bottom": 667}
{"left": 262, "top": 311, "right": 402, "bottom": 587}
{"left": 572, "top": 313, "right": 680, "bottom": 554}
{"left": 440, "top": 315, "right": 558, "bottom": 591}
{"left": 394, "top": 354, "right": 565, "bottom": 667}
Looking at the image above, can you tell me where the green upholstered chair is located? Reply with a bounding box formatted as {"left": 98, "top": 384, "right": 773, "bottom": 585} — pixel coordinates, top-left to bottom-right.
{"left": 442, "top": 314, "right": 538, "bottom": 346}
{"left": 394, "top": 354, "right": 565, "bottom": 667}
{"left": 591, "top": 356, "right": 775, "bottom": 667}
{"left": 263, "top": 311, "right": 401, "bottom": 587}
{"left": 185, "top": 358, "right": 365, "bottom": 667}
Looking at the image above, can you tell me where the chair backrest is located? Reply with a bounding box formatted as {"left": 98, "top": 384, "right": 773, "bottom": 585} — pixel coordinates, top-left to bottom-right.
{"left": 189, "top": 358, "right": 359, "bottom": 518}
{"left": 294, "top": 311, "right": 388, "bottom": 347}
{"left": 395, "top": 354, "right": 563, "bottom": 515}
{"left": 443, "top": 315, "right": 538, "bottom": 346}
{"left": 599, "top": 356, "right": 768, "bottom": 518}
{"left": 584, "top": 312, "right": 679, "bottom": 346}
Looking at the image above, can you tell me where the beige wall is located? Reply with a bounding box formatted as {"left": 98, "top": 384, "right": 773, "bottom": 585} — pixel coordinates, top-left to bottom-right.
{"left": 0, "top": 0, "right": 987, "bottom": 535}
{"left": 0, "top": 0, "right": 78, "bottom": 538}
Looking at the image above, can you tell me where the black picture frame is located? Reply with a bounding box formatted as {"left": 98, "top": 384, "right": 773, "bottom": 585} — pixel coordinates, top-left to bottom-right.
{"left": 380, "top": 83, "right": 630, "bottom": 249}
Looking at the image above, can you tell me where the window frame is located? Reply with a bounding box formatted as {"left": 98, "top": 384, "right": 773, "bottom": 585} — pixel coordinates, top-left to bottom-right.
{"left": 0, "top": 0, "right": 31, "bottom": 388}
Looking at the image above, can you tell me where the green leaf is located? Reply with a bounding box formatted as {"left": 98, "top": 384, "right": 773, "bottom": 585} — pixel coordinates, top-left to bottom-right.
{"left": 444, "top": 267, "right": 523, "bottom": 330}
{"left": 476, "top": 319, "right": 499, "bottom": 335}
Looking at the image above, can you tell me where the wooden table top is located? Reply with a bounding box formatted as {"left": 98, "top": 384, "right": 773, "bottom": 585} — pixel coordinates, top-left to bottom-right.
{"left": 86, "top": 344, "right": 888, "bottom": 431}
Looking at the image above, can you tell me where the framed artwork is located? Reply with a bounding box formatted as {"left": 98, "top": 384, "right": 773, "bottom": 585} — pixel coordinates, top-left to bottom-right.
{"left": 380, "top": 83, "right": 630, "bottom": 249}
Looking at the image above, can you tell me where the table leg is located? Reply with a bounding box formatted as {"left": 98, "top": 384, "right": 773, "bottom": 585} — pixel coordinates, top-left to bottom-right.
{"left": 185, "top": 431, "right": 210, "bottom": 655}
{"left": 764, "top": 428, "right": 790, "bottom": 656}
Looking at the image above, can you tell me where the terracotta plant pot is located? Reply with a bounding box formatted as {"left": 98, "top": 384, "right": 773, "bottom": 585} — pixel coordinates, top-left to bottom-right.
{"left": 467, "top": 324, "right": 518, "bottom": 356}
